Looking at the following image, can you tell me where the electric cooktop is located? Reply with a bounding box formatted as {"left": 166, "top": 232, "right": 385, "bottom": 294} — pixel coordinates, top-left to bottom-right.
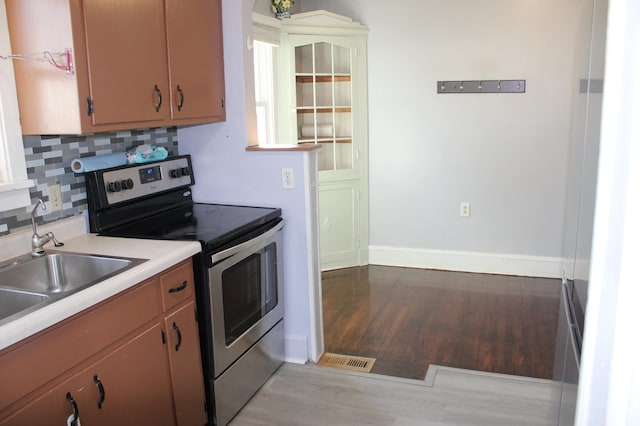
{"left": 100, "top": 203, "right": 282, "bottom": 253}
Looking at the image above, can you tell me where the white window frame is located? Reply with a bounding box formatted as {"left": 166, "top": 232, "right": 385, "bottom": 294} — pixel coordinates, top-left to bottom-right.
{"left": 0, "top": 2, "right": 34, "bottom": 212}
{"left": 252, "top": 13, "right": 283, "bottom": 146}
{"left": 253, "top": 40, "right": 278, "bottom": 145}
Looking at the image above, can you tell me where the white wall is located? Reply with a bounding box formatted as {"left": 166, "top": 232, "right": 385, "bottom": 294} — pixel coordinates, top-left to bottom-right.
{"left": 178, "top": 0, "right": 322, "bottom": 363}
{"left": 302, "top": 0, "right": 585, "bottom": 277}
{"left": 301, "top": 1, "right": 639, "bottom": 423}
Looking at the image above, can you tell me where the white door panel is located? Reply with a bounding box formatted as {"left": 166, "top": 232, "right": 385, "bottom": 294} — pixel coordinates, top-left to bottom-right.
{"left": 319, "top": 183, "right": 359, "bottom": 270}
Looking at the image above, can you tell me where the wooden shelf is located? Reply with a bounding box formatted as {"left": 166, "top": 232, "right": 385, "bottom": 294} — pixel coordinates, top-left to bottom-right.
{"left": 246, "top": 144, "right": 322, "bottom": 152}
{"left": 296, "top": 74, "right": 351, "bottom": 84}
{"left": 298, "top": 138, "right": 352, "bottom": 144}
{"left": 297, "top": 107, "right": 352, "bottom": 114}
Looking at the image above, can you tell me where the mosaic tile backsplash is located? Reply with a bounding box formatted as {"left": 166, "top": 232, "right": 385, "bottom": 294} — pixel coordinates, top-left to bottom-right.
{"left": 0, "top": 127, "right": 179, "bottom": 236}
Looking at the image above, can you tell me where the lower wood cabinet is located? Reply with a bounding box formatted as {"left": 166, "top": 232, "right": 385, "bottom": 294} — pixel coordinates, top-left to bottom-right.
{"left": 0, "top": 260, "right": 206, "bottom": 426}
{"left": 164, "top": 302, "right": 206, "bottom": 425}
{"left": 1, "top": 324, "right": 175, "bottom": 426}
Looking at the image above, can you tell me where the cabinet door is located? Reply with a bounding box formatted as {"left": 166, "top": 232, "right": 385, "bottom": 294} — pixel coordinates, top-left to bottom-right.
{"left": 319, "top": 182, "right": 360, "bottom": 269}
{"left": 165, "top": 0, "right": 226, "bottom": 122}
{"left": 82, "top": 0, "right": 170, "bottom": 125}
{"left": 0, "top": 372, "right": 86, "bottom": 426}
{"left": 81, "top": 324, "right": 175, "bottom": 425}
{"left": 1, "top": 324, "right": 174, "bottom": 426}
{"left": 164, "top": 302, "right": 207, "bottom": 426}
{"left": 293, "top": 38, "right": 355, "bottom": 175}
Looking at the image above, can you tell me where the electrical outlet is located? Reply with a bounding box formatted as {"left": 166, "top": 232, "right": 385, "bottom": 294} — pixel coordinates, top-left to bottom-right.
{"left": 282, "top": 168, "right": 295, "bottom": 189}
{"left": 460, "top": 202, "right": 470, "bottom": 217}
{"left": 49, "top": 184, "right": 63, "bottom": 212}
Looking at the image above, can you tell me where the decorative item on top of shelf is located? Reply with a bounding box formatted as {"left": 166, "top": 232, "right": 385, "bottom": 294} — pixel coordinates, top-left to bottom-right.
{"left": 272, "top": 0, "right": 293, "bottom": 19}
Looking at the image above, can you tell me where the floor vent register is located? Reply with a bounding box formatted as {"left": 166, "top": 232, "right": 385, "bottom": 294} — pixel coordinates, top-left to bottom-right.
{"left": 317, "top": 353, "right": 376, "bottom": 373}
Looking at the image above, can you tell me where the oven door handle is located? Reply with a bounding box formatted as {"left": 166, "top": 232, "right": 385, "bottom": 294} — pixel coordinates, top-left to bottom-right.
{"left": 211, "top": 220, "right": 284, "bottom": 264}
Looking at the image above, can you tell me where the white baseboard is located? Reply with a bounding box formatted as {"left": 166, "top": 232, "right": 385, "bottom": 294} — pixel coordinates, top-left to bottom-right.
{"left": 369, "top": 245, "right": 564, "bottom": 278}
{"left": 284, "top": 334, "right": 309, "bottom": 364}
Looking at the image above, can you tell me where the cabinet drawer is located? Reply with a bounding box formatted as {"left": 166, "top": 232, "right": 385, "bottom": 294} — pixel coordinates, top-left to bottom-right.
{"left": 0, "top": 279, "right": 159, "bottom": 413}
{"left": 159, "top": 260, "right": 194, "bottom": 311}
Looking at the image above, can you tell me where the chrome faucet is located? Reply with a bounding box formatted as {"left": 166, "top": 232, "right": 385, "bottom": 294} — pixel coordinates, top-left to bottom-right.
{"left": 31, "top": 199, "right": 64, "bottom": 256}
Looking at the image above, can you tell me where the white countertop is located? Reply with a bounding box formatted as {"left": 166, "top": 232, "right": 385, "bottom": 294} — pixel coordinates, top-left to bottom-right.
{"left": 0, "top": 233, "right": 201, "bottom": 351}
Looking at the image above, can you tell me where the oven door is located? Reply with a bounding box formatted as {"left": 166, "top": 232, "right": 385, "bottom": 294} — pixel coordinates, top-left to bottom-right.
{"left": 208, "top": 220, "right": 284, "bottom": 377}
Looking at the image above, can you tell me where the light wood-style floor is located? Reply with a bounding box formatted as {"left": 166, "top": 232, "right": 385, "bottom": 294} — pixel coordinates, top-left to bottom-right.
{"left": 231, "top": 363, "right": 558, "bottom": 425}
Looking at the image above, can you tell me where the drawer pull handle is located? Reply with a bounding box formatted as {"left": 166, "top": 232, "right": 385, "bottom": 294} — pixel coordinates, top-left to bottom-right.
{"left": 154, "top": 84, "right": 163, "bottom": 112}
{"left": 173, "top": 322, "right": 182, "bottom": 351}
{"left": 168, "top": 280, "right": 188, "bottom": 294}
{"left": 66, "top": 392, "right": 79, "bottom": 424}
{"left": 94, "top": 374, "right": 106, "bottom": 409}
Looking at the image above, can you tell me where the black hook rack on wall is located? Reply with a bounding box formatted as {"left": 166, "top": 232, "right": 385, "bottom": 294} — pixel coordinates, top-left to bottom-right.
{"left": 437, "top": 79, "right": 526, "bottom": 94}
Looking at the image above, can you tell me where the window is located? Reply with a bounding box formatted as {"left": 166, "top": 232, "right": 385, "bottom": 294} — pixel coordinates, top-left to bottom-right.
{"left": 0, "top": 2, "right": 33, "bottom": 212}
{"left": 252, "top": 13, "right": 283, "bottom": 146}
{"left": 253, "top": 40, "right": 277, "bottom": 145}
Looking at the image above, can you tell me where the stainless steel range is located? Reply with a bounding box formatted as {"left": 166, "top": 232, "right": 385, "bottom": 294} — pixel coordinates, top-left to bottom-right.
{"left": 84, "top": 155, "right": 284, "bottom": 425}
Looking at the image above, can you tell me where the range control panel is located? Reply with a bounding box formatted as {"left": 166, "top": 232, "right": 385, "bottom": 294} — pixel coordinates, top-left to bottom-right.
{"left": 100, "top": 156, "right": 193, "bottom": 206}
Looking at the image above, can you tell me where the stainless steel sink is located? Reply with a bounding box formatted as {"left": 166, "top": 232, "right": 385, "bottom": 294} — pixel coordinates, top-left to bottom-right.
{"left": 0, "top": 289, "right": 49, "bottom": 323}
{"left": 0, "top": 252, "right": 146, "bottom": 325}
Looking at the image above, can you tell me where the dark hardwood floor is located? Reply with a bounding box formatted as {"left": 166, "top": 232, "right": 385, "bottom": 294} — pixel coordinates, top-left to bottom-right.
{"left": 321, "top": 265, "right": 561, "bottom": 381}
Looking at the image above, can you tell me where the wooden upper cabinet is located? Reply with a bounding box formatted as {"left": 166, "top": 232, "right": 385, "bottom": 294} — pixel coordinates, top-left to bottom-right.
{"left": 165, "top": 0, "right": 226, "bottom": 123}
{"left": 82, "top": 0, "right": 170, "bottom": 126}
{"left": 5, "top": 0, "right": 225, "bottom": 135}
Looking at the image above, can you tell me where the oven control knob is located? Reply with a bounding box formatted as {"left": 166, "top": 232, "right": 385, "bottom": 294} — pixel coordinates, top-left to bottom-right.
{"left": 107, "top": 181, "right": 122, "bottom": 192}
{"left": 170, "top": 167, "right": 190, "bottom": 178}
{"left": 121, "top": 178, "right": 134, "bottom": 190}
